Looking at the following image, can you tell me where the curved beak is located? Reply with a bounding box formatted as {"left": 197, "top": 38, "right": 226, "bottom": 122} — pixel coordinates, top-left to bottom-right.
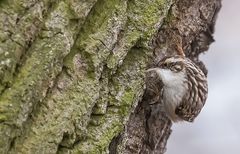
{"left": 146, "top": 68, "right": 159, "bottom": 73}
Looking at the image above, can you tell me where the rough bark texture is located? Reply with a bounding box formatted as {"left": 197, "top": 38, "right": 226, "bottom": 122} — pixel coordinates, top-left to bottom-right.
{"left": 0, "top": 0, "right": 221, "bottom": 154}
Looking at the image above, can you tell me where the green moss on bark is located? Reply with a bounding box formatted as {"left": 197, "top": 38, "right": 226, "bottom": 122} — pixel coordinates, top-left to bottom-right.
{"left": 107, "top": 0, "right": 172, "bottom": 69}
{"left": 0, "top": 0, "right": 53, "bottom": 93}
{"left": 0, "top": 1, "right": 85, "bottom": 153}
{"left": 0, "top": 0, "right": 173, "bottom": 153}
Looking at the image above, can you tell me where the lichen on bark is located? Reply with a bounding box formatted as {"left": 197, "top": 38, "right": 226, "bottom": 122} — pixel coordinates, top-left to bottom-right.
{"left": 0, "top": 0, "right": 221, "bottom": 153}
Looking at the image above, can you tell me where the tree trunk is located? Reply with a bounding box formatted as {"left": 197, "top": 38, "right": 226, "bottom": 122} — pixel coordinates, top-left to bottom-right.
{"left": 0, "top": 0, "right": 221, "bottom": 153}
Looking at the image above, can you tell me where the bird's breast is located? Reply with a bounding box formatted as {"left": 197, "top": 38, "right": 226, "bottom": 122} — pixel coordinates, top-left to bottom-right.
{"left": 162, "top": 82, "right": 188, "bottom": 122}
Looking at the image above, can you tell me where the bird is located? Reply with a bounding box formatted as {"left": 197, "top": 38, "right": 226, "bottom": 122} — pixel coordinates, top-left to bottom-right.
{"left": 147, "top": 55, "right": 208, "bottom": 122}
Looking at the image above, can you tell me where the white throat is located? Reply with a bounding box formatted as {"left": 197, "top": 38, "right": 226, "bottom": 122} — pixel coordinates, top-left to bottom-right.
{"left": 149, "top": 68, "right": 188, "bottom": 121}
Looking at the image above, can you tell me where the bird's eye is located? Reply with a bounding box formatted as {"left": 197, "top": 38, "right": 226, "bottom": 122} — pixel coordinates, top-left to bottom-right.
{"left": 171, "top": 64, "right": 183, "bottom": 72}
{"left": 161, "top": 63, "right": 168, "bottom": 68}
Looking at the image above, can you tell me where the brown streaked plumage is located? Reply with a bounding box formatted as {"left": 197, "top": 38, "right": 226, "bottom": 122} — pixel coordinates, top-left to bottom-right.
{"left": 147, "top": 55, "right": 208, "bottom": 122}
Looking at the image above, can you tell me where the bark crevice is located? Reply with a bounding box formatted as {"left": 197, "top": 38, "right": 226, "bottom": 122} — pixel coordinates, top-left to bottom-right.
{"left": 0, "top": 0, "right": 221, "bottom": 153}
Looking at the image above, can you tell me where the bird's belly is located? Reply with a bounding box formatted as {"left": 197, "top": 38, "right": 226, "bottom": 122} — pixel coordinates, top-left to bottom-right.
{"left": 163, "top": 86, "right": 186, "bottom": 121}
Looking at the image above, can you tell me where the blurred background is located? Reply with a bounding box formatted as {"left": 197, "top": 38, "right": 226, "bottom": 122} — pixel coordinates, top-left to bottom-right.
{"left": 167, "top": 0, "right": 240, "bottom": 154}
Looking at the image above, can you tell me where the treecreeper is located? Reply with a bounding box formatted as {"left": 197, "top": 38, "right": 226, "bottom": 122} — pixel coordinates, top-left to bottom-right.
{"left": 146, "top": 47, "right": 208, "bottom": 122}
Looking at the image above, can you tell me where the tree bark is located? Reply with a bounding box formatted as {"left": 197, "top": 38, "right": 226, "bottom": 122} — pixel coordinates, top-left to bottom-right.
{"left": 0, "top": 0, "right": 221, "bottom": 153}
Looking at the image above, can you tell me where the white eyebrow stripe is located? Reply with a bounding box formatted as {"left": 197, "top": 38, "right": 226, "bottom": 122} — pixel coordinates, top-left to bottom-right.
{"left": 165, "top": 57, "right": 183, "bottom": 63}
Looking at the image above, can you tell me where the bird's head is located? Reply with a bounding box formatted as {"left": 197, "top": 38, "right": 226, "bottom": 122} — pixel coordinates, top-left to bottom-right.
{"left": 147, "top": 56, "right": 187, "bottom": 87}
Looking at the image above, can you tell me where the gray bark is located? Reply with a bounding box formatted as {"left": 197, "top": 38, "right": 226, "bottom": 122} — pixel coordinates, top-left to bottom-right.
{"left": 0, "top": 0, "right": 221, "bottom": 153}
